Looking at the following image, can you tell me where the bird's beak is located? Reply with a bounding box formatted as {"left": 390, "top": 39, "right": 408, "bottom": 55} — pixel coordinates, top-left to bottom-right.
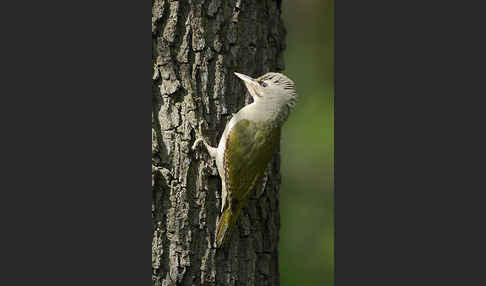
{"left": 234, "top": 72, "right": 257, "bottom": 84}
{"left": 234, "top": 72, "right": 260, "bottom": 99}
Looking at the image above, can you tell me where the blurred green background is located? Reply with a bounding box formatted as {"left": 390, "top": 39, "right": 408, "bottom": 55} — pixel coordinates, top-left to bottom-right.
{"left": 279, "top": 0, "right": 334, "bottom": 285}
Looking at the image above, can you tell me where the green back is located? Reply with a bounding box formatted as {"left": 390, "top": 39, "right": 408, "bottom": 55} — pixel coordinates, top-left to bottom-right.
{"left": 223, "top": 119, "right": 281, "bottom": 204}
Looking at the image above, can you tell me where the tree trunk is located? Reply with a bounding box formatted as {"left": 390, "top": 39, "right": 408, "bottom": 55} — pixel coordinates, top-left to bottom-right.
{"left": 152, "top": 1, "right": 286, "bottom": 285}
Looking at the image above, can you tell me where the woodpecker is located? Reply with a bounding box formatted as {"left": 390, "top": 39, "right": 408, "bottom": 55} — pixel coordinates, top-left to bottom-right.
{"left": 192, "top": 72, "right": 297, "bottom": 248}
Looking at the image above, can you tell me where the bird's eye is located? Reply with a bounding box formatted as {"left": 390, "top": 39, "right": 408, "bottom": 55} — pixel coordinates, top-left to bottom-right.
{"left": 260, "top": 81, "right": 268, "bottom": 87}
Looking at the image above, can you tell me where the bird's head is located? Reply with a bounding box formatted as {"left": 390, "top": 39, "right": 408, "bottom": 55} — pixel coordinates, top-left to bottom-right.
{"left": 234, "top": 72, "right": 297, "bottom": 110}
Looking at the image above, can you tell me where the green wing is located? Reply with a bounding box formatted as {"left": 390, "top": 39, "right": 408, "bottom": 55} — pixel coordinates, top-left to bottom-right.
{"left": 223, "top": 120, "right": 281, "bottom": 205}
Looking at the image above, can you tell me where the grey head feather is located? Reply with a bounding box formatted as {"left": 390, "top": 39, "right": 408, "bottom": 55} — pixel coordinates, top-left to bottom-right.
{"left": 257, "top": 72, "right": 298, "bottom": 109}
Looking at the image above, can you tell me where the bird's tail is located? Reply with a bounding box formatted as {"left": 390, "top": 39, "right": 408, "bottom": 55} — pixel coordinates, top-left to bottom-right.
{"left": 215, "top": 204, "right": 242, "bottom": 248}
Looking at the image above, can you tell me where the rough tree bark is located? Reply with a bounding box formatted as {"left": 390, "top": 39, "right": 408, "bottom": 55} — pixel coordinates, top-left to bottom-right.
{"left": 152, "top": 0, "right": 286, "bottom": 285}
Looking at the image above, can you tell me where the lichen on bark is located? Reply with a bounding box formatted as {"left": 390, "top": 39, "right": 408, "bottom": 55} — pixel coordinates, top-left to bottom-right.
{"left": 152, "top": 0, "right": 286, "bottom": 285}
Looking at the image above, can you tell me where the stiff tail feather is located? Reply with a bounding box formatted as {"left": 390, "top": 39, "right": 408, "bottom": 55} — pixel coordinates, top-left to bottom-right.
{"left": 215, "top": 205, "right": 241, "bottom": 248}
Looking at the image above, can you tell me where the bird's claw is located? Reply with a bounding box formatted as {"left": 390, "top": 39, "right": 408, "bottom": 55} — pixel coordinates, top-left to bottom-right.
{"left": 192, "top": 138, "right": 204, "bottom": 150}
{"left": 192, "top": 120, "right": 206, "bottom": 151}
